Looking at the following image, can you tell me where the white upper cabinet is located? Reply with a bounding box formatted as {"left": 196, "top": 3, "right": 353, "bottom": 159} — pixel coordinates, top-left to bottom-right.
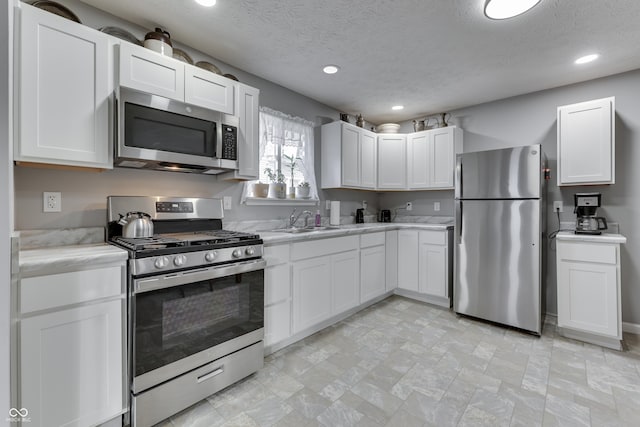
{"left": 119, "top": 43, "right": 235, "bottom": 114}
{"left": 321, "top": 121, "right": 377, "bottom": 189}
{"left": 407, "top": 127, "right": 462, "bottom": 190}
{"left": 377, "top": 134, "right": 407, "bottom": 189}
{"left": 15, "top": 3, "right": 112, "bottom": 168}
{"left": 557, "top": 97, "right": 615, "bottom": 186}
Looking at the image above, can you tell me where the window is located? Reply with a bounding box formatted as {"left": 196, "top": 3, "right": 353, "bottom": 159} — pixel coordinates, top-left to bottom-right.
{"left": 243, "top": 107, "right": 318, "bottom": 203}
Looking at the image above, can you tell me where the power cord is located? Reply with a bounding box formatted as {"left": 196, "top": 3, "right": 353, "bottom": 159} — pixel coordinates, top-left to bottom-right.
{"left": 548, "top": 207, "right": 574, "bottom": 250}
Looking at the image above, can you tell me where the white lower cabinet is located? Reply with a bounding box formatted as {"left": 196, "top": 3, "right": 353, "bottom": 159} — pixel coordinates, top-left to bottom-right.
{"left": 332, "top": 251, "right": 360, "bottom": 314}
{"left": 292, "top": 255, "right": 333, "bottom": 334}
{"left": 360, "top": 232, "right": 386, "bottom": 303}
{"left": 556, "top": 236, "right": 624, "bottom": 349}
{"left": 396, "top": 229, "right": 453, "bottom": 307}
{"left": 264, "top": 244, "right": 291, "bottom": 348}
{"left": 18, "top": 263, "right": 126, "bottom": 427}
{"left": 385, "top": 231, "right": 398, "bottom": 291}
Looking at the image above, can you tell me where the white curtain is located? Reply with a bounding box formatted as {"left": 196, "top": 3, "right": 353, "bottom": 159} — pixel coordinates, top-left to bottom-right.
{"left": 242, "top": 107, "right": 318, "bottom": 202}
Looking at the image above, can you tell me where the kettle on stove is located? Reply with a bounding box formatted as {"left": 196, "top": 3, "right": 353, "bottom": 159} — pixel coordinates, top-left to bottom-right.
{"left": 118, "top": 211, "right": 154, "bottom": 238}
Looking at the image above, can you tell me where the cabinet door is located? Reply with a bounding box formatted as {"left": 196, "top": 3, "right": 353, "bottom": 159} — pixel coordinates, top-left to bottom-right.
{"left": 361, "top": 246, "right": 386, "bottom": 303}
{"left": 332, "top": 251, "right": 360, "bottom": 314}
{"left": 430, "top": 128, "right": 455, "bottom": 188}
{"left": 385, "top": 231, "right": 398, "bottom": 291}
{"left": 265, "top": 302, "right": 291, "bottom": 347}
{"left": 557, "top": 97, "right": 614, "bottom": 185}
{"left": 341, "top": 126, "right": 360, "bottom": 187}
{"left": 407, "top": 132, "right": 429, "bottom": 189}
{"left": 557, "top": 259, "right": 619, "bottom": 337}
{"left": 20, "top": 300, "right": 124, "bottom": 427}
{"left": 185, "top": 66, "right": 235, "bottom": 114}
{"left": 119, "top": 43, "right": 185, "bottom": 100}
{"left": 292, "top": 256, "right": 332, "bottom": 334}
{"left": 360, "top": 132, "right": 377, "bottom": 188}
{"left": 236, "top": 84, "right": 260, "bottom": 179}
{"left": 397, "top": 231, "right": 419, "bottom": 291}
{"left": 378, "top": 135, "right": 407, "bottom": 189}
{"left": 418, "top": 242, "right": 447, "bottom": 298}
{"left": 17, "top": 5, "right": 111, "bottom": 167}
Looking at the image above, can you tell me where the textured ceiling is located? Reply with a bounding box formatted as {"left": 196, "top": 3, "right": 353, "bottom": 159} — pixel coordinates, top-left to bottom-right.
{"left": 77, "top": 0, "right": 640, "bottom": 124}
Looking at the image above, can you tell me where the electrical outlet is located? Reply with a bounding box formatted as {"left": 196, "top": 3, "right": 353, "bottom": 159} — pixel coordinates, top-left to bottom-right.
{"left": 553, "top": 201, "right": 563, "bottom": 212}
{"left": 326, "top": 200, "right": 331, "bottom": 210}
{"left": 406, "top": 202, "right": 413, "bottom": 211}
{"left": 362, "top": 200, "right": 367, "bottom": 210}
{"left": 223, "top": 196, "right": 232, "bottom": 210}
{"left": 434, "top": 202, "right": 441, "bottom": 211}
{"left": 43, "top": 192, "right": 61, "bottom": 212}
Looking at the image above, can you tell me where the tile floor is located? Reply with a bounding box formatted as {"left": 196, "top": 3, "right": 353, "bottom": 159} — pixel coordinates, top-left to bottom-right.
{"left": 158, "top": 296, "right": 640, "bottom": 427}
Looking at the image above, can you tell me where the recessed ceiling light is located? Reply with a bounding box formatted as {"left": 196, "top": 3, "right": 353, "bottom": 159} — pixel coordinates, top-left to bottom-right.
{"left": 195, "top": 0, "right": 216, "bottom": 6}
{"left": 484, "top": 0, "right": 541, "bottom": 20}
{"left": 391, "top": 105, "right": 404, "bottom": 111}
{"left": 575, "top": 54, "right": 599, "bottom": 65}
{"left": 323, "top": 65, "right": 339, "bottom": 74}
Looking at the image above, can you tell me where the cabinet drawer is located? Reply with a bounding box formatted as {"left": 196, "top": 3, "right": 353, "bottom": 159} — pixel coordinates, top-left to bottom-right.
{"left": 21, "top": 266, "right": 123, "bottom": 314}
{"left": 419, "top": 230, "right": 446, "bottom": 245}
{"left": 291, "top": 236, "right": 358, "bottom": 261}
{"left": 360, "top": 232, "right": 385, "bottom": 248}
{"left": 558, "top": 241, "right": 617, "bottom": 264}
{"left": 264, "top": 244, "right": 290, "bottom": 266}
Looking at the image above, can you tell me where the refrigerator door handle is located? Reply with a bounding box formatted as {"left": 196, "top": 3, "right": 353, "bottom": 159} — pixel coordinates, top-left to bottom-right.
{"left": 455, "top": 200, "right": 462, "bottom": 244}
{"left": 455, "top": 157, "right": 462, "bottom": 199}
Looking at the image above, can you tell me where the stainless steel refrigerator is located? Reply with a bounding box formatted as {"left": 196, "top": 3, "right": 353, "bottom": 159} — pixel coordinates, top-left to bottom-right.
{"left": 454, "top": 144, "right": 547, "bottom": 335}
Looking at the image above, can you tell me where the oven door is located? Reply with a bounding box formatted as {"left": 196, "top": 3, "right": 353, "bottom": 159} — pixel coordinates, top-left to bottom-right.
{"left": 131, "top": 259, "right": 265, "bottom": 394}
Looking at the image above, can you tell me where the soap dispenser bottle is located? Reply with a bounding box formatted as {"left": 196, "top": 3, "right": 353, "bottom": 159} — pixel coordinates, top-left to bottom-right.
{"left": 315, "top": 210, "right": 321, "bottom": 227}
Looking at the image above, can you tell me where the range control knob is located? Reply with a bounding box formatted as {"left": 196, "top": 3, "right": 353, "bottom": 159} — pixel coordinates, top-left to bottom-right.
{"left": 173, "top": 255, "right": 186, "bottom": 267}
{"left": 204, "top": 251, "right": 218, "bottom": 262}
{"left": 245, "top": 247, "right": 255, "bottom": 256}
{"left": 154, "top": 256, "right": 169, "bottom": 269}
{"left": 232, "top": 249, "right": 243, "bottom": 258}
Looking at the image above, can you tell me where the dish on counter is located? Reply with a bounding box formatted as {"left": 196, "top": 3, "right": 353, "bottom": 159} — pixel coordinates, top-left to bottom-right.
{"left": 31, "top": 0, "right": 81, "bottom": 23}
{"left": 98, "top": 26, "right": 142, "bottom": 46}
{"left": 172, "top": 48, "right": 194, "bottom": 65}
{"left": 195, "top": 61, "right": 222, "bottom": 75}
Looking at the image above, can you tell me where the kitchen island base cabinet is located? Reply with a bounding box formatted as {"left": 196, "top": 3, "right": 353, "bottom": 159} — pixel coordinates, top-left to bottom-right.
{"left": 556, "top": 236, "right": 624, "bottom": 350}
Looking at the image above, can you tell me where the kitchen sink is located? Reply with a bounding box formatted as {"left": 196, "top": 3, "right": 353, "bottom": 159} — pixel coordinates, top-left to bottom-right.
{"left": 271, "top": 226, "right": 341, "bottom": 233}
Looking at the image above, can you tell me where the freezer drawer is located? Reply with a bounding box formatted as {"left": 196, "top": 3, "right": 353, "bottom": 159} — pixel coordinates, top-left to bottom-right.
{"left": 456, "top": 144, "right": 542, "bottom": 199}
{"left": 454, "top": 199, "right": 542, "bottom": 334}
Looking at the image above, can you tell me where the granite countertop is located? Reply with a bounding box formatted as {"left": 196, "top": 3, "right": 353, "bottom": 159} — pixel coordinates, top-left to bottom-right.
{"left": 260, "top": 222, "right": 454, "bottom": 245}
{"left": 556, "top": 231, "right": 627, "bottom": 244}
{"left": 19, "top": 243, "right": 128, "bottom": 276}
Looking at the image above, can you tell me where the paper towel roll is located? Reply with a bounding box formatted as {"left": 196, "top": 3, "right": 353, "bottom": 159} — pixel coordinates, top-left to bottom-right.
{"left": 330, "top": 201, "right": 340, "bottom": 225}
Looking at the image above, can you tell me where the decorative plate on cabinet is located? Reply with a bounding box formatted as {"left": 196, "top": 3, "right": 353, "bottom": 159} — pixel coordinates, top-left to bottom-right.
{"left": 31, "top": 0, "right": 81, "bottom": 23}
{"left": 223, "top": 73, "right": 239, "bottom": 81}
{"left": 98, "top": 26, "right": 142, "bottom": 46}
{"left": 195, "top": 61, "right": 222, "bottom": 75}
{"left": 172, "top": 48, "right": 194, "bottom": 65}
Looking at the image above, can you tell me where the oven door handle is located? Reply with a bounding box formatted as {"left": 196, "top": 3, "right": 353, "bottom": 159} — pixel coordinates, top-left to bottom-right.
{"left": 134, "top": 259, "right": 267, "bottom": 294}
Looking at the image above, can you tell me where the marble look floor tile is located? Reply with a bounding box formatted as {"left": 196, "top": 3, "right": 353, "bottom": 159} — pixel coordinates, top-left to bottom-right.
{"left": 156, "top": 296, "right": 640, "bottom": 427}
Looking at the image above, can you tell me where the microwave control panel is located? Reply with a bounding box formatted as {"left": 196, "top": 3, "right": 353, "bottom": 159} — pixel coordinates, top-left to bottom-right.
{"left": 221, "top": 125, "right": 238, "bottom": 160}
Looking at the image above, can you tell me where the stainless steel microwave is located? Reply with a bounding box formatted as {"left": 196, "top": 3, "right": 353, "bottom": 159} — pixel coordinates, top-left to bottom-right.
{"left": 116, "top": 87, "right": 239, "bottom": 174}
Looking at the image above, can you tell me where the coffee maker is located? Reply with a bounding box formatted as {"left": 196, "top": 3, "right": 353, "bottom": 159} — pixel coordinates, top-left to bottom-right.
{"left": 574, "top": 192, "right": 608, "bottom": 235}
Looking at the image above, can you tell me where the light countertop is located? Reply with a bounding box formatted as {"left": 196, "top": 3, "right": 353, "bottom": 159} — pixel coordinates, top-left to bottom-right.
{"left": 19, "top": 243, "right": 128, "bottom": 276}
{"left": 260, "top": 222, "right": 453, "bottom": 245}
{"left": 556, "top": 231, "right": 627, "bottom": 244}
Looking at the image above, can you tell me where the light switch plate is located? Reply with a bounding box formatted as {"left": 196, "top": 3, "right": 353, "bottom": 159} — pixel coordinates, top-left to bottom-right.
{"left": 434, "top": 202, "right": 441, "bottom": 211}
{"left": 223, "top": 196, "right": 232, "bottom": 210}
{"left": 326, "top": 200, "right": 331, "bottom": 210}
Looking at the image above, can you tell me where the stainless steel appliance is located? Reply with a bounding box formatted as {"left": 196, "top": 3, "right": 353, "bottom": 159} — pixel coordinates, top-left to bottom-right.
{"left": 355, "top": 208, "right": 365, "bottom": 223}
{"left": 107, "top": 196, "right": 265, "bottom": 427}
{"left": 116, "top": 87, "right": 239, "bottom": 174}
{"left": 574, "top": 192, "right": 608, "bottom": 234}
{"left": 454, "top": 144, "right": 547, "bottom": 335}
{"left": 378, "top": 209, "right": 391, "bottom": 222}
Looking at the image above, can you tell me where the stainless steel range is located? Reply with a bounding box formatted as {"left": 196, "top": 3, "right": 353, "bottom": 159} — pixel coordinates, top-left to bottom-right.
{"left": 107, "top": 196, "right": 265, "bottom": 427}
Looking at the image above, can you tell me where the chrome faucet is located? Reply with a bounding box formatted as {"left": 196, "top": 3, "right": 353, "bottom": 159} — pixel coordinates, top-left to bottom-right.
{"left": 289, "top": 209, "right": 313, "bottom": 228}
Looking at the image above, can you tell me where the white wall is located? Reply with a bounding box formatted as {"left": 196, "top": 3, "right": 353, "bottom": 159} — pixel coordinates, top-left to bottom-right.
{"left": 390, "top": 69, "right": 640, "bottom": 324}
{"left": 1, "top": 1, "right": 13, "bottom": 424}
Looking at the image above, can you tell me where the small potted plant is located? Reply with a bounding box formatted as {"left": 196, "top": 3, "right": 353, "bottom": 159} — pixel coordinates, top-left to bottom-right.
{"left": 264, "top": 168, "right": 286, "bottom": 199}
{"left": 296, "top": 181, "right": 311, "bottom": 199}
{"left": 283, "top": 154, "right": 301, "bottom": 199}
{"left": 251, "top": 181, "right": 269, "bottom": 198}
